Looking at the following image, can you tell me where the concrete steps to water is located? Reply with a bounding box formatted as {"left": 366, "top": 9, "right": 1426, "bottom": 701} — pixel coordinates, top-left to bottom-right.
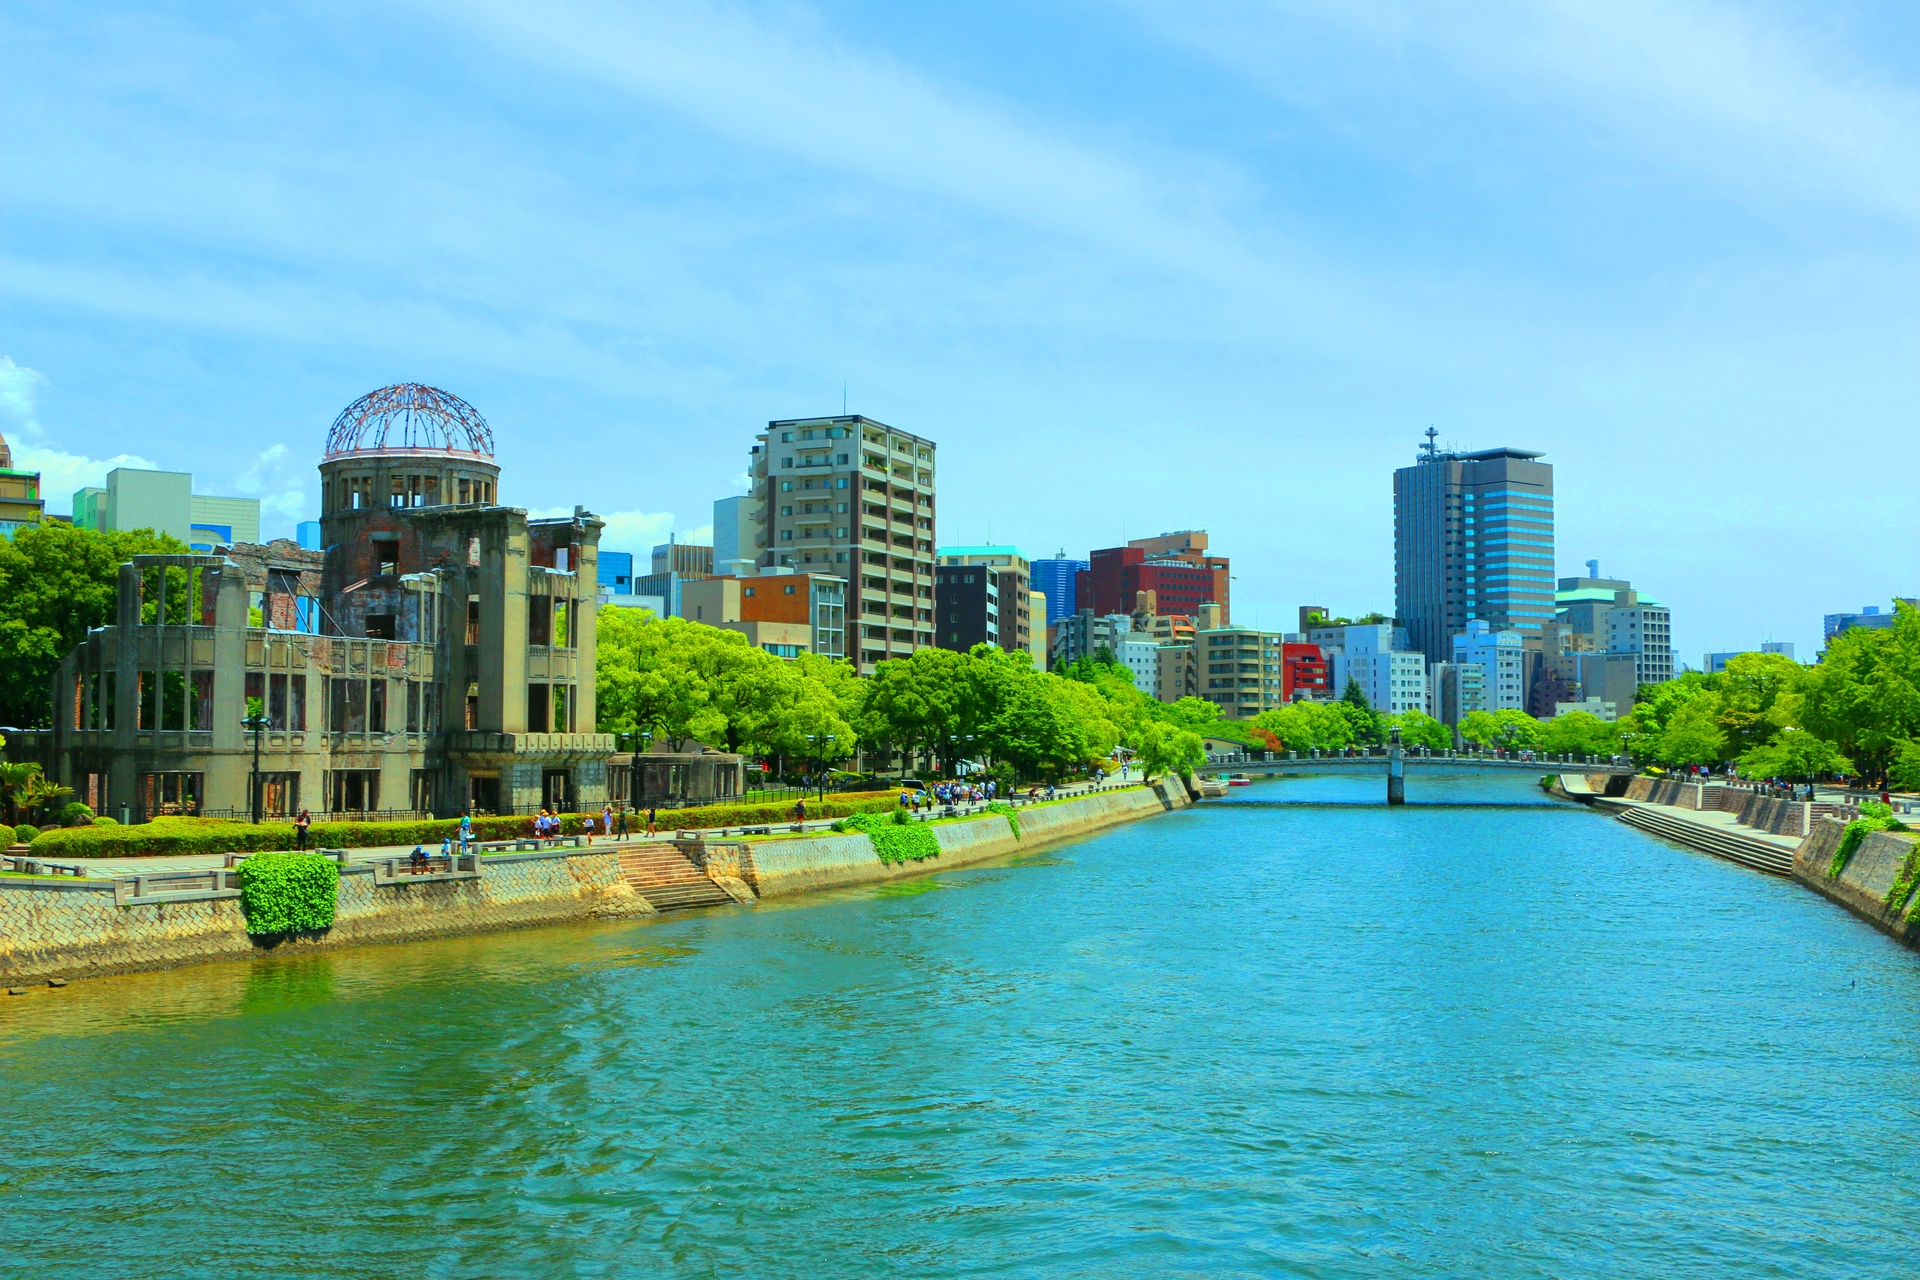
{"left": 615, "top": 844, "right": 737, "bottom": 912}
{"left": 1609, "top": 804, "right": 1797, "bottom": 877}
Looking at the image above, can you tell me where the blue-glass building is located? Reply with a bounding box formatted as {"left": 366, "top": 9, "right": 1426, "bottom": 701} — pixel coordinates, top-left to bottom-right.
{"left": 1030, "top": 554, "right": 1088, "bottom": 624}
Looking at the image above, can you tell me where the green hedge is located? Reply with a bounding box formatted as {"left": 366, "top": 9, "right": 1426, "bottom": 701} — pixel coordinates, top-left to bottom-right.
{"left": 14, "top": 824, "right": 38, "bottom": 842}
{"left": 836, "top": 811, "right": 941, "bottom": 864}
{"left": 0, "top": 824, "right": 14, "bottom": 848}
{"left": 237, "top": 853, "right": 340, "bottom": 935}
{"left": 27, "top": 793, "right": 901, "bottom": 858}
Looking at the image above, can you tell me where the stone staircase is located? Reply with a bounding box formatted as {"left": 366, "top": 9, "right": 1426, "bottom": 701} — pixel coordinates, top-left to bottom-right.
{"left": 616, "top": 843, "right": 738, "bottom": 912}
{"left": 1612, "top": 804, "right": 1797, "bottom": 877}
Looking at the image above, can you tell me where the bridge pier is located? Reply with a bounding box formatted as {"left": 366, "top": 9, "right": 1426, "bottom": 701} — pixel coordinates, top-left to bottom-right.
{"left": 1387, "top": 726, "right": 1405, "bottom": 806}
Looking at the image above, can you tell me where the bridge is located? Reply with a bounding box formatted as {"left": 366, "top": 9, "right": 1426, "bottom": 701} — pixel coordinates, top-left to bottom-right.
{"left": 1202, "top": 729, "right": 1633, "bottom": 804}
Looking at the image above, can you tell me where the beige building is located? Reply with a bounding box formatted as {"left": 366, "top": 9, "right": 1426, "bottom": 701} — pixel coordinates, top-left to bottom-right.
{"left": 1028, "top": 590, "right": 1048, "bottom": 667}
{"left": 752, "top": 415, "right": 935, "bottom": 673}
{"left": 1197, "top": 607, "right": 1290, "bottom": 720}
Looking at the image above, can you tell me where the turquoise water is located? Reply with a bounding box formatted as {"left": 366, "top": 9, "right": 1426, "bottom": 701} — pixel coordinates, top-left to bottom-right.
{"left": 5, "top": 773, "right": 1919, "bottom": 1277}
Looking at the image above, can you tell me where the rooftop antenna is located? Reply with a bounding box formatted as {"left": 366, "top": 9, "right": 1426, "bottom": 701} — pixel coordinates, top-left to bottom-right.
{"left": 842, "top": 383, "right": 847, "bottom": 416}
{"left": 1422, "top": 425, "right": 1439, "bottom": 461}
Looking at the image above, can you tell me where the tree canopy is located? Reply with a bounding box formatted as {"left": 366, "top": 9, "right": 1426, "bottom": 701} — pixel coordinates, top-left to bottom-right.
{"left": 0, "top": 522, "right": 189, "bottom": 727}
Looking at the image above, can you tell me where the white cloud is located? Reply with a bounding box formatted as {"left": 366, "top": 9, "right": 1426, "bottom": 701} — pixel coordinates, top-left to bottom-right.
{"left": 0, "top": 356, "right": 158, "bottom": 514}
{"left": 225, "top": 442, "right": 309, "bottom": 535}
{"left": 1125, "top": 0, "right": 1920, "bottom": 222}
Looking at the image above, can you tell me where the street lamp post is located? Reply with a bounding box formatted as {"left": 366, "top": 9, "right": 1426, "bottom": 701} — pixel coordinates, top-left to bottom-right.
{"left": 242, "top": 713, "right": 272, "bottom": 825}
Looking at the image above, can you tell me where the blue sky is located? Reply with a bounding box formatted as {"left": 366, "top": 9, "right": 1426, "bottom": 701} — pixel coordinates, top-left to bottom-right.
{"left": 3, "top": 0, "right": 1916, "bottom": 663}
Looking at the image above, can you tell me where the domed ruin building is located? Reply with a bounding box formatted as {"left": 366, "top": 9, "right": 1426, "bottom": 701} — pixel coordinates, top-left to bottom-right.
{"left": 38, "top": 385, "right": 639, "bottom": 819}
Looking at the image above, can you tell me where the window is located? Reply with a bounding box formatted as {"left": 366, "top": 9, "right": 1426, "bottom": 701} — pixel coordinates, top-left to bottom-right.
{"left": 781, "top": 481, "right": 793, "bottom": 491}
{"left": 744, "top": 586, "right": 757, "bottom": 597}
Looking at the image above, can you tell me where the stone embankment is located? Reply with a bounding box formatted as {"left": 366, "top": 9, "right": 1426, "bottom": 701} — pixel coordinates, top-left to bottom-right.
{"left": 1562, "top": 773, "right": 1920, "bottom": 952}
{"left": 0, "top": 780, "right": 1193, "bottom": 984}
{"left": 1790, "top": 817, "right": 1920, "bottom": 948}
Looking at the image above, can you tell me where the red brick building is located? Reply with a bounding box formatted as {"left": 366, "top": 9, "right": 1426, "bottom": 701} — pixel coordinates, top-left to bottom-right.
{"left": 1282, "top": 643, "right": 1331, "bottom": 702}
{"left": 1075, "top": 532, "right": 1229, "bottom": 624}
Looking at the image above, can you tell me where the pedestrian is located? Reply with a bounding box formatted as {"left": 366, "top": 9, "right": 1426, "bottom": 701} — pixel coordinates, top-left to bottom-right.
{"left": 294, "top": 808, "right": 311, "bottom": 850}
{"left": 616, "top": 808, "right": 630, "bottom": 841}
{"left": 460, "top": 811, "right": 474, "bottom": 853}
{"left": 582, "top": 813, "right": 595, "bottom": 845}
{"left": 646, "top": 806, "right": 658, "bottom": 837}
{"left": 793, "top": 797, "right": 807, "bottom": 824}
{"left": 602, "top": 805, "right": 615, "bottom": 843}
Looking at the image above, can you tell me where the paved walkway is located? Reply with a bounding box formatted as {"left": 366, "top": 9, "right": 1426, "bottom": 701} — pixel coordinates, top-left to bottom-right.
{"left": 17, "top": 779, "right": 1133, "bottom": 879}
{"left": 1598, "top": 798, "right": 1804, "bottom": 850}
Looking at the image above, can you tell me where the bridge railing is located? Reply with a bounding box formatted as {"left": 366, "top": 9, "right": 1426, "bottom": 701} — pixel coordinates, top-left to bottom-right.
{"left": 1207, "top": 747, "right": 1633, "bottom": 770}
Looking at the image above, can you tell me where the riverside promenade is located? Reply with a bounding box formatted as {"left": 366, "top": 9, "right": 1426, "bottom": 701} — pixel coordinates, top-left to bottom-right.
{"left": 4, "top": 778, "right": 1131, "bottom": 882}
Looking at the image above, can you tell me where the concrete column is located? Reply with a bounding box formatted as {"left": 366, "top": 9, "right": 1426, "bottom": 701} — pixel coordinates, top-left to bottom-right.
{"left": 1386, "top": 726, "right": 1406, "bottom": 806}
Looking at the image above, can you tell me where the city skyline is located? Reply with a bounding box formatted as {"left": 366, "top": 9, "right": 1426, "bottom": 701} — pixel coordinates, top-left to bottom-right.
{"left": 5, "top": 2, "right": 1916, "bottom": 663}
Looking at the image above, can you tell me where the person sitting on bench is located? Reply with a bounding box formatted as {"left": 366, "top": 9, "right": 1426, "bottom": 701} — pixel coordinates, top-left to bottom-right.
{"left": 409, "top": 845, "right": 430, "bottom": 874}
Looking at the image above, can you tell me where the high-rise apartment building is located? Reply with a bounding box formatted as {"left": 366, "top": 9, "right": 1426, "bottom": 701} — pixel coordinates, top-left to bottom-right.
{"left": 1031, "top": 552, "right": 1088, "bottom": 624}
{"left": 751, "top": 415, "right": 935, "bottom": 673}
{"left": 1394, "top": 435, "right": 1555, "bottom": 665}
{"left": 937, "top": 545, "right": 1033, "bottom": 659}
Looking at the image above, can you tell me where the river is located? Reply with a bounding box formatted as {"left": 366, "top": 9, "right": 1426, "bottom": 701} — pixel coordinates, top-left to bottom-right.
{"left": 5, "top": 773, "right": 1919, "bottom": 1278}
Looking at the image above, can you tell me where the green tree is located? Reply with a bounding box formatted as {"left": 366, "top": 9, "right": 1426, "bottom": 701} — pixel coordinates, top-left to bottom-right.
{"left": 1539, "top": 711, "right": 1620, "bottom": 758}
{"left": 1739, "top": 729, "right": 1850, "bottom": 782}
{"left": 1386, "top": 709, "right": 1449, "bottom": 751}
{"left": 593, "top": 608, "right": 726, "bottom": 749}
{"left": 1459, "top": 708, "right": 1541, "bottom": 748}
{"left": 0, "top": 522, "right": 188, "bottom": 727}
{"left": 1795, "top": 602, "right": 1920, "bottom": 785}
{"left": 1656, "top": 692, "right": 1727, "bottom": 766}
{"left": 1135, "top": 719, "right": 1205, "bottom": 780}
{"left": 1252, "top": 701, "right": 1355, "bottom": 752}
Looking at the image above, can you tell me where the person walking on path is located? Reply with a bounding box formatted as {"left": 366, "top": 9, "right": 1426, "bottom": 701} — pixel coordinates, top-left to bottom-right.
{"left": 602, "top": 805, "right": 615, "bottom": 844}
{"left": 792, "top": 798, "right": 807, "bottom": 824}
{"left": 646, "top": 806, "right": 658, "bottom": 837}
{"left": 294, "top": 809, "right": 311, "bottom": 850}
{"left": 582, "top": 813, "right": 596, "bottom": 845}
{"left": 615, "top": 808, "right": 630, "bottom": 842}
{"left": 459, "top": 811, "right": 474, "bottom": 854}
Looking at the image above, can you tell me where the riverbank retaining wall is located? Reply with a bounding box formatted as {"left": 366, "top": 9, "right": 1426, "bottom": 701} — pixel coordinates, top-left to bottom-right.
{"left": 0, "top": 781, "right": 1192, "bottom": 983}
{"left": 1791, "top": 817, "right": 1920, "bottom": 947}
{"left": 740, "top": 780, "right": 1190, "bottom": 899}
{"left": 0, "top": 850, "right": 627, "bottom": 983}
{"left": 1623, "top": 777, "right": 1828, "bottom": 838}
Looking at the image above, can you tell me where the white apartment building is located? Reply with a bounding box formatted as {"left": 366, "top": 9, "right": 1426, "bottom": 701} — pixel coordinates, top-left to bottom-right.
{"left": 1116, "top": 634, "right": 1161, "bottom": 694}
{"left": 1313, "top": 623, "right": 1429, "bottom": 714}
{"left": 1606, "top": 605, "right": 1674, "bottom": 688}
{"left": 1452, "top": 619, "right": 1526, "bottom": 711}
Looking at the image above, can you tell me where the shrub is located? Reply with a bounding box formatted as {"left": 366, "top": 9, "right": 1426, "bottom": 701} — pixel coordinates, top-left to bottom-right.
{"left": 26, "top": 792, "right": 904, "bottom": 858}
{"left": 237, "top": 853, "right": 340, "bottom": 935}
{"left": 59, "top": 801, "right": 94, "bottom": 827}
{"left": 837, "top": 811, "right": 940, "bottom": 864}
{"left": 13, "top": 824, "right": 39, "bottom": 842}
{"left": 91, "top": 816, "right": 118, "bottom": 826}
{"left": 0, "top": 824, "right": 14, "bottom": 848}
